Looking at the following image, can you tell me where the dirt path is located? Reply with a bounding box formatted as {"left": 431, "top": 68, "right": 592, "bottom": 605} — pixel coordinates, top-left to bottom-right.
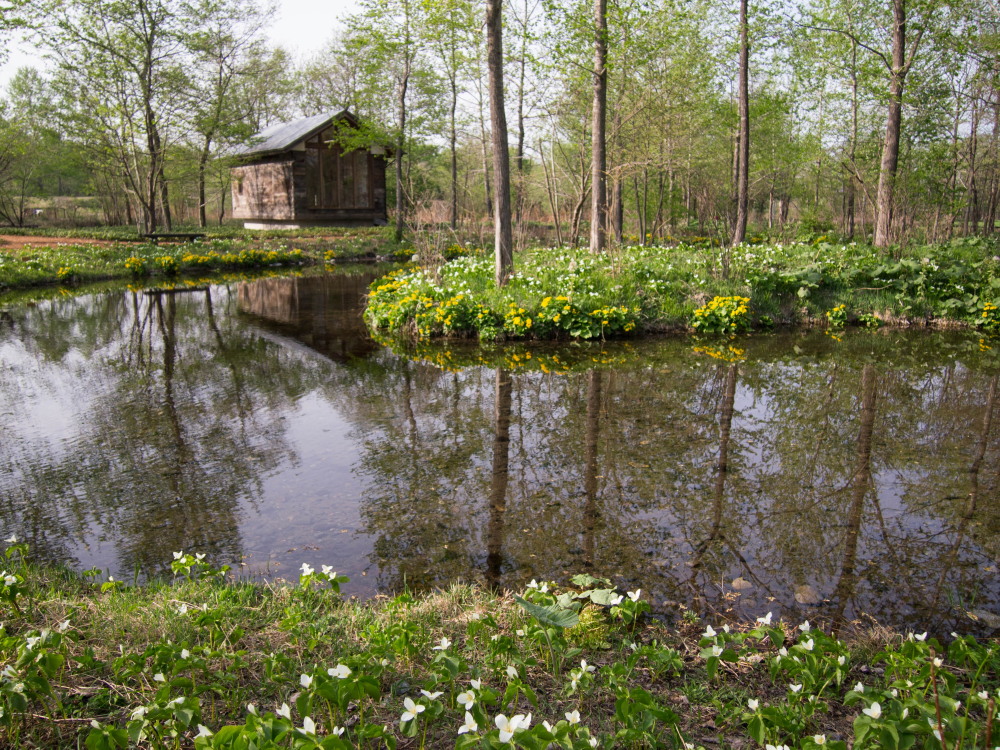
{"left": 0, "top": 235, "right": 126, "bottom": 252}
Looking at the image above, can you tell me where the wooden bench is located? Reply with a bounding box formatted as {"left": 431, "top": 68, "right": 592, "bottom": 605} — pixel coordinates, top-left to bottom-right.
{"left": 142, "top": 232, "right": 206, "bottom": 245}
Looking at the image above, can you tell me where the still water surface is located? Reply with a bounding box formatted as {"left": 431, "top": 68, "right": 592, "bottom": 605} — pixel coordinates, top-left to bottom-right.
{"left": 1, "top": 269, "right": 998, "bottom": 636}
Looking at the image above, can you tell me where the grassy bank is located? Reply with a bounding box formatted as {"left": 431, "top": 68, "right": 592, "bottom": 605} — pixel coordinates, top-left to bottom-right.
{"left": 0, "top": 228, "right": 407, "bottom": 293}
{"left": 365, "top": 239, "right": 1000, "bottom": 340}
{"left": 1, "top": 540, "right": 997, "bottom": 749}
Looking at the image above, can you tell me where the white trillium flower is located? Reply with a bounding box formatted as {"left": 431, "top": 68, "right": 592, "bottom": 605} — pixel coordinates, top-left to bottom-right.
{"left": 433, "top": 637, "right": 452, "bottom": 651}
{"left": 589, "top": 740, "right": 598, "bottom": 748}
{"left": 3, "top": 574, "right": 16, "bottom": 586}
{"left": 506, "top": 665, "right": 519, "bottom": 680}
{"left": 196, "top": 725, "right": 213, "bottom": 738}
{"left": 766, "top": 745, "right": 791, "bottom": 750}
{"left": 153, "top": 672, "right": 166, "bottom": 683}
{"left": 172, "top": 551, "right": 183, "bottom": 560}
{"left": 979, "top": 690, "right": 989, "bottom": 700}
{"left": 470, "top": 679, "right": 482, "bottom": 690}
{"left": 131, "top": 706, "right": 148, "bottom": 720}
{"left": 901, "top": 707, "right": 908, "bottom": 719}
{"left": 300, "top": 716, "right": 316, "bottom": 735}
{"left": 300, "top": 563, "right": 314, "bottom": 577}
{"left": 566, "top": 709, "right": 581, "bottom": 724}
{"left": 608, "top": 594, "right": 624, "bottom": 605}
{"left": 628, "top": 589, "right": 641, "bottom": 602}
{"left": 914, "top": 632, "right": 928, "bottom": 641}
{"left": 247, "top": 704, "right": 257, "bottom": 715}
{"left": 799, "top": 620, "right": 811, "bottom": 632}
{"left": 180, "top": 649, "right": 190, "bottom": 660}
{"left": 711, "top": 645, "right": 723, "bottom": 657}
{"left": 778, "top": 647, "right": 788, "bottom": 657}
{"left": 177, "top": 603, "right": 188, "bottom": 615}
{"left": 516, "top": 629, "right": 525, "bottom": 637}
{"left": 543, "top": 720, "right": 554, "bottom": 732}
{"left": 195, "top": 553, "right": 206, "bottom": 561}
{"left": 757, "top": 612, "right": 773, "bottom": 626}
{"left": 400, "top": 697, "right": 425, "bottom": 723}
{"left": 300, "top": 673, "right": 313, "bottom": 688}
{"left": 853, "top": 682, "right": 865, "bottom": 693}
{"left": 167, "top": 696, "right": 185, "bottom": 708}
{"left": 932, "top": 656, "right": 944, "bottom": 667}
{"left": 328, "top": 663, "right": 351, "bottom": 678}
{"left": 722, "top": 624, "right": 731, "bottom": 633}
{"left": 837, "top": 655, "right": 846, "bottom": 665}
{"left": 748, "top": 699, "right": 759, "bottom": 711}
{"left": 813, "top": 735, "right": 826, "bottom": 745}
{"left": 25, "top": 636, "right": 40, "bottom": 649}
{"left": 789, "top": 684, "right": 802, "bottom": 693}
{"left": 580, "top": 659, "right": 596, "bottom": 673}
{"left": 458, "top": 711, "right": 478, "bottom": 734}
{"left": 802, "top": 639, "right": 815, "bottom": 651}
{"left": 495, "top": 713, "right": 531, "bottom": 743}
{"left": 420, "top": 689, "right": 443, "bottom": 700}
{"left": 457, "top": 690, "right": 475, "bottom": 709}
{"left": 862, "top": 702, "right": 882, "bottom": 719}
{"left": 277, "top": 703, "right": 291, "bottom": 719}
{"left": 703, "top": 625, "right": 716, "bottom": 638}
{"left": 321, "top": 565, "right": 334, "bottom": 576}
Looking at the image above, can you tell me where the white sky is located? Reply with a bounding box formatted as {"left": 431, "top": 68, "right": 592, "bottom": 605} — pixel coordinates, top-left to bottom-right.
{"left": 0, "top": 0, "right": 358, "bottom": 89}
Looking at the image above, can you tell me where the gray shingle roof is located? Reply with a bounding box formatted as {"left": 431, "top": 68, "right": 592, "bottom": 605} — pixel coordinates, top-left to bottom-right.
{"left": 236, "top": 109, "right": 352, "bottom": 158}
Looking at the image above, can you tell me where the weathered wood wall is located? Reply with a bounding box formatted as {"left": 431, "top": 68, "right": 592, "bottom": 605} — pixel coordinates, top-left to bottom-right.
{"left": 231, "top": 157, "right": 295, "bottom": 221}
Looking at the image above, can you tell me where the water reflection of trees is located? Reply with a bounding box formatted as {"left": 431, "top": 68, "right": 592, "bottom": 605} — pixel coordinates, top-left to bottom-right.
{"left": 342, "top": 340, "right": 999, "bottom": 635}
{"left": 0, "top": 287, "right": 324, "bottom": 575}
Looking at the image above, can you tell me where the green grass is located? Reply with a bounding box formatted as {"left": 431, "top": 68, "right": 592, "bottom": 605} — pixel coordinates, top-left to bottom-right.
{"left": 1, "top": 542, "right": 998, "bottom": 749}
{"left": 0, "top": 227, "right": 408, "bottom": 293}
{"left": 365, "top": 237, "right": 1000, "bottom": 341}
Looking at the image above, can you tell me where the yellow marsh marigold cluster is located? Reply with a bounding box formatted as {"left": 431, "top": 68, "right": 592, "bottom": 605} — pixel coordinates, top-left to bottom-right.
{"left": 365, "top": 271, "right": 641, "bottom": 341}
{"left": 981, "top": 301, "right": 999, "bottom": 332}
{"left": 691, "top": 295, "right": 751, "bottom": 335}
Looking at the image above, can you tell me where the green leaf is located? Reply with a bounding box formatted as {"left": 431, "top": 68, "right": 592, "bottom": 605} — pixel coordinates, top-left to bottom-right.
{"left": 514, "top": 596, "right": 579, "bottom": 629}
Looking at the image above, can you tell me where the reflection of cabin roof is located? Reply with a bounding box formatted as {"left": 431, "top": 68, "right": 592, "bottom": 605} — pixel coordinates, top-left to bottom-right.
{"left": 236, "top": 109, "right": 358, "bottom": 159}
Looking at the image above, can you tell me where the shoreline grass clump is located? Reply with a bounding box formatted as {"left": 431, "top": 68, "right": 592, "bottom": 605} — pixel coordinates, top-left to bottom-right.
{"left": 0, "top": 227, "right": 408, "bottom": 293}
{"left": 365, "top": 239, "right": 1000, "bottom": 341}
{"left": 2, "top": 536, "right": 999, "bottom": 749}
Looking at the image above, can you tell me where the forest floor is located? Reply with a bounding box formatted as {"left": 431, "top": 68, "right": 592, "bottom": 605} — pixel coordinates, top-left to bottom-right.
{"left": 2, "top": 544, "right": 998, "bottom": 750}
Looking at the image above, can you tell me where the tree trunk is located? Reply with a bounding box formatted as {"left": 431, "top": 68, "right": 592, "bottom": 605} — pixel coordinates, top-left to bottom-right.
{"left": 589, "top": 0, "right": 607, "bottom": 254}
{"left": 395, "top": 67, "right": 409, "bottom": 243}
{"left": 449, "top": 72, "right": 459, "bottom": 230}
{"left": 874, "top": 0, "right": 921, "bottom": 248}
{"left": 730, "top": 0, "right": 749, "bottom": 246}
{"left": 486, "top": 0, "right": 513, "bottom": 285}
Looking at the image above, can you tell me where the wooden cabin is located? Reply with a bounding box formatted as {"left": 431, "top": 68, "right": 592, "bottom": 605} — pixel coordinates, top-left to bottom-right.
{"left": 231, "top": 110, "right": 389, "bottom": 229}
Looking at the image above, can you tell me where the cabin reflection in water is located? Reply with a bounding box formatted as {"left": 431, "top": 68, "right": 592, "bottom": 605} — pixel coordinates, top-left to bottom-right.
{"left": 236, "top": 273, "right": 379, "bottom": 363}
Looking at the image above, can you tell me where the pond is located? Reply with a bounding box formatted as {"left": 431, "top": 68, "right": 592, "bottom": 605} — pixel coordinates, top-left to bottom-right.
{"left": 1, "top": 269, "right": 998, "bottom": 638}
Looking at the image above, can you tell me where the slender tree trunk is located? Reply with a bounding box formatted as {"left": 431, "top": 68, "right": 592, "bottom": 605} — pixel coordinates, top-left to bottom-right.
{"left": 395, "top": 65, "right": 410, "bottom": 243}
{"left": 486, "top": 0, "right": 513, "bottom": 285}
{"left": 197, "top": 140, "right": 212, "bottom": 229}
{"left": 846, "top": 38, "right": 859, "bottom": 238}
{"left": 540, "top": 139, "right": 563, "bottom": 247}
{"left": 514, "top": 0, "right": 528, "bottom": 227}
{"left": 589, "top": 0, "right": 607, "bottom": 253}
{"left": 449, "top": 71, "right": 459, "bottom": 231}
{"left": 874, "top": 0, "right": 921, "bottom": 248}
{"left": 731, "top": 0, "right": 749, "bottom": 246}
